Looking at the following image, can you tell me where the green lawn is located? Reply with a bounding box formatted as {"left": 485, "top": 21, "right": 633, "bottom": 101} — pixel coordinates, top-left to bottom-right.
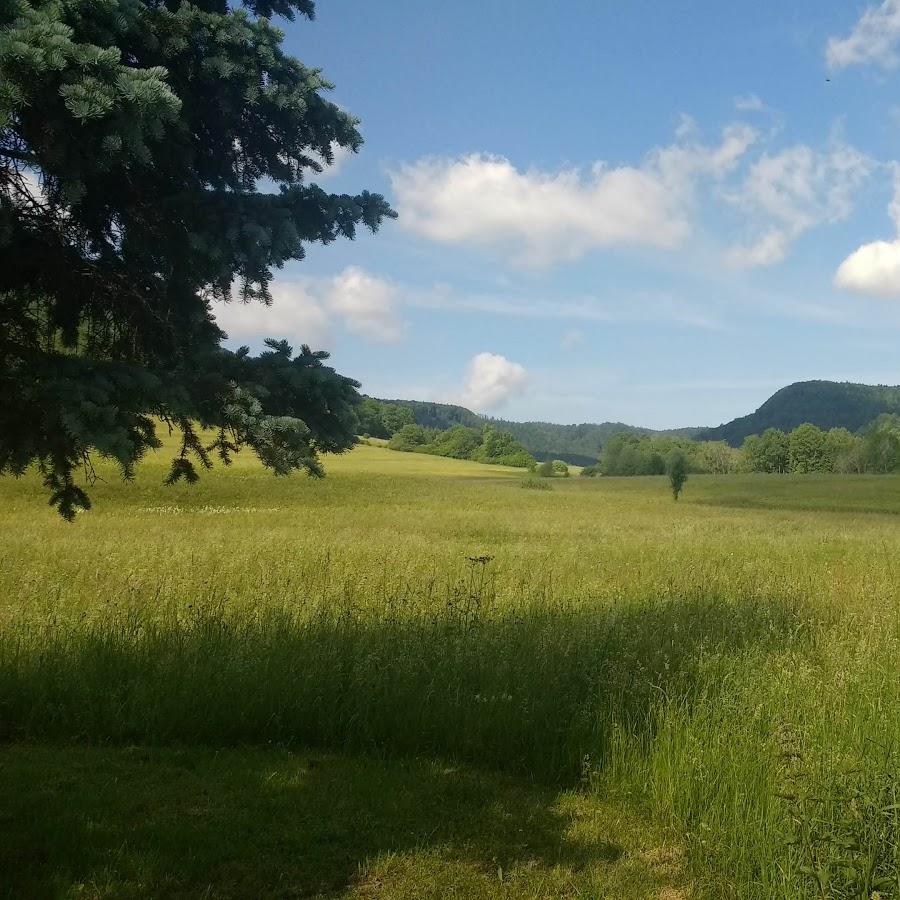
{"left": 1, "top": 744, "right": 688, "bottom": 899}
{"left": 3, "top": 438, "right": 900, "bottom": 897}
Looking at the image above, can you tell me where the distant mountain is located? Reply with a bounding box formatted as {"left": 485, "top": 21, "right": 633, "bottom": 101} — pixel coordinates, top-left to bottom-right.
{"left": 697, "top": 381, "right": 900, "bottom": 447}
{"left": 376, "top": 398, "right": 704, "bottom": 465}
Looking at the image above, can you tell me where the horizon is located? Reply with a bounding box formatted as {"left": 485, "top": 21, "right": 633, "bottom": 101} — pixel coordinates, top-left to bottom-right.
{"left": 214, "top": 1, "right": 900, "bottom": 430}
{"left": 375, "top": 376, "right": 900, "bottom": 432}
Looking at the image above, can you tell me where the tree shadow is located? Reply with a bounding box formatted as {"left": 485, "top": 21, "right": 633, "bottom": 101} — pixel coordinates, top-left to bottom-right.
{"left": 1, "top": 585, "right": 812, "bottom": 784}
{"left": 1, "top": 744, "right": 637, "bottom": 898}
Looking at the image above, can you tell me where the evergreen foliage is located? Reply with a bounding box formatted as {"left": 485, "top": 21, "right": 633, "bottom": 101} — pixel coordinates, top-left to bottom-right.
{"left": 0, "top": 0, "right": 394, "bottom": 517}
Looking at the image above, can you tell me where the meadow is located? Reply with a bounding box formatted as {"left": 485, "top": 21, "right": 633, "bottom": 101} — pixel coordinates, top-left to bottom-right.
{"left": 3, "top": 436, "right": 900, "bottom": 897}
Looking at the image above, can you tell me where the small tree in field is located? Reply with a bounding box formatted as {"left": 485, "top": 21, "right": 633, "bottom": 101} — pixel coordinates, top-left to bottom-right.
{"left": 667, "top": 450, "right": 688, "bottom": 500}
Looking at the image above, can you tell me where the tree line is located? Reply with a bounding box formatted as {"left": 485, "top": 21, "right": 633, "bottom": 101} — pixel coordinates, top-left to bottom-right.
{"left": 386, "top": 424, "right": 535, "bottom": 469}
{"left": 363, "top": 397, "right": 702, "bottom": 465}
{"left": 697, "top": 381, "right": 900, "bottom": 446}
{"left": 581, "top": 416, "right": 900, "bottom": 477}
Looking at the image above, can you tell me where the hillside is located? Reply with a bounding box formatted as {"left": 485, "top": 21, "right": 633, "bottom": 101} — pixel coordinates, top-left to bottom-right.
{"left": 377, "top": 398, "right": 703, "bottom": 465}
{"left": 697, "top": 381, "right": 900, "bottom": 447}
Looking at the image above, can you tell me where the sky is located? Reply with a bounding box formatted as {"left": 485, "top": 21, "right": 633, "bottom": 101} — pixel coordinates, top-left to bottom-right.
{"left": 215, "top": 0, "right": 900, "bottom": 429}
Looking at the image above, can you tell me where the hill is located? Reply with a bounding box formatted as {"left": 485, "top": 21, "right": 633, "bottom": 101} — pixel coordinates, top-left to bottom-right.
{"left": 697, "top": 381, "right": 900, "bottom": 446}
{"left": 376, "top": 398, "right": 703, "bottom": 465}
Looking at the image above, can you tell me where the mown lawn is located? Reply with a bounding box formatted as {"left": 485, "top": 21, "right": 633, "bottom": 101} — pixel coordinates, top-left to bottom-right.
{"left": 1, "top": 744, "right": 688, "bottom": 899}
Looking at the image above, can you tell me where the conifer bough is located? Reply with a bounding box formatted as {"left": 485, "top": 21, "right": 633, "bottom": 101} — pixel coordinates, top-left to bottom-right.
{"left": 0, "top": 0, "right": 395, "bottom": 518}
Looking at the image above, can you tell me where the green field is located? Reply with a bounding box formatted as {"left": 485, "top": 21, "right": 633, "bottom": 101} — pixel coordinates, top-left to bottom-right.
{"left": 3, "top": 439, "right": 900, "bottom": 898}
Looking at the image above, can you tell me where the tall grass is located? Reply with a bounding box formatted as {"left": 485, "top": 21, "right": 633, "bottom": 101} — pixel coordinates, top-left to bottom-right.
{"left": 3, "top": 441, "right": 900, "bottom": 896}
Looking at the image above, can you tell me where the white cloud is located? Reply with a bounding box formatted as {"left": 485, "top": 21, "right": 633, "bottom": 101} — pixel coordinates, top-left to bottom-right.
{"left": 826, "top": 0, "right": 900, "bottom": 70}
{"left": 459, "top": 352, "right": 528, "bottom": 411}
{"left": 214, "top": 282, "right": 333, "bottom": 348}
{"left": 674, "top": 113, "right": 699, "bottom": 140}
{"left": 326, "top": 266, "right": 406, "bottom": 342}
{"left": 213, "top": 267, "right": 405, "bottom": 346}
{"left": 734, "top": 94, "right": 766, "bottom": 112}
{"left": 835, "top": 239, "right": 900, "bottom": 296}
{"left": 725, "top": 141, "right": 872, "bottom": 268}
{"left": 309, "top": 143, "right": 353, "bottom": 180}
{"left": 835, "top": 166, "right": 900, "bottom": 297}
{"left": 726, "top": 229, "right": 790, "bottom": 268}
{"left": 389, "top": 125, "right": 756, "bottom": 267}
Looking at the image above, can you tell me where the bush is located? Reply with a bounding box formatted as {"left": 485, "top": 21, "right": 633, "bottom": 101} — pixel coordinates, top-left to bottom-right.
{"left": 666, "top": 450, "right": 688, "bottom": 500}
{"left": 534, "top": 461, "right": 554, "bottom": 477}
{"left": 551, "top": 460, "right": 570, "bottom": 477}
{"left": 520, "top": 476, "right": 553, "bottom": 490}
{"left": 580, "top": 464, "right": 601, "bottom": 477}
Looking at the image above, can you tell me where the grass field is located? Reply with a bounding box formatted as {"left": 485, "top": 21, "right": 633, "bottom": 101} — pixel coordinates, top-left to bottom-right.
{"left": 3, "top": 437, "right": 900, "bottom": 897}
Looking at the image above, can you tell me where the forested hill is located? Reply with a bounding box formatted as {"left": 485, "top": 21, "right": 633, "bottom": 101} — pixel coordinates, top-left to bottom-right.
{"left": 697, "top": 381, "right": 900, "bottom": 447}
{"left": 375, "top": 398, "right": 702, "bottom": 465}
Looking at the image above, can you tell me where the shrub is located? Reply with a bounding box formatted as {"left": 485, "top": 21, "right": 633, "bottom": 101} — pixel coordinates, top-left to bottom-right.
{"left": 520, "top": 477, "right": 553, "bottom": 490}
{"left": 666, "top": 450, "right": 688, "bottom": 500}
{"left": 551, "top": 460, "right": 570, "bottom": 478}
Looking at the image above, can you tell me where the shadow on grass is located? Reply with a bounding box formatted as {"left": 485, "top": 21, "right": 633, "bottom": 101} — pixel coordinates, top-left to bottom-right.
{"left": 1, "top": 744, "right": 646, "bottom": 899}
{"left": 0, "top": 583, "right": 813, "bottom": 784}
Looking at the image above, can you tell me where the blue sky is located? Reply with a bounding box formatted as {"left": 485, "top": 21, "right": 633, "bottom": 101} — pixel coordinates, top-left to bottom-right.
{"left": 216, "top": 0, "right": 900, "bottom": 429}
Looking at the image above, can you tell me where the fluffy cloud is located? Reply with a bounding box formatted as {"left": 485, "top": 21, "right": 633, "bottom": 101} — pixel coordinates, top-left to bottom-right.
{"left": 725, "top": 142, "right": 872, "bottom": 268}
{"left": 834, "top": 168, "right": 900, "bottom": 297}
{"left": 326, "top": 266, "right": 406, "bottom": 342}
{"left": 835, "top": 239, "right": 900, "bottom": 296}
{"left": 214, "top": 282, "right": 333, "bottom": 348}
{"left": 389, "top": 125, "right": 756, "bottom": 267}
{"left": 213, "top": 267, "right": 405, "bottom": 346}
{"left": 826, "top": 0, "right": 900, "bottom": 70}
{"left": 726, "top": 229, "right": 791, "bottom": 268}
{"left": 459, "top": 353, "right": 528, "bottom": 411}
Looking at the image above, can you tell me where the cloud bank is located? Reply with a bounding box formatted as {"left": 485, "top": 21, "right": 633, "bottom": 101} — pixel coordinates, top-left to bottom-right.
{"left": 389, "top": 125, "right": 756, "bottom": 267}
{"left": 726, "top": 142, "right": 872, "bottom": 268}
{"left": 826, "top": 0, "right": 900, "bottom": 70}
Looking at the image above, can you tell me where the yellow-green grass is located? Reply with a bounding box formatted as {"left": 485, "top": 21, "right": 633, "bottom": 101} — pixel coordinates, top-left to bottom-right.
{"left": 3, "top": 437, "right": 900, "bottom": 897}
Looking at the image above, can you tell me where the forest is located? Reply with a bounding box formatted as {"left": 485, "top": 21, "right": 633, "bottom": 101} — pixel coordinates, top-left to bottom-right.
{"left": 363, "top": 399, "right": 900, "bottom": 476}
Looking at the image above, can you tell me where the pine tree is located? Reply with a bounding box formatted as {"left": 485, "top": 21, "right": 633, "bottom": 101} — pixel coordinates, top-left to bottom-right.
{"left": 0, "top": 0, "right": 395, "bottom": 517}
